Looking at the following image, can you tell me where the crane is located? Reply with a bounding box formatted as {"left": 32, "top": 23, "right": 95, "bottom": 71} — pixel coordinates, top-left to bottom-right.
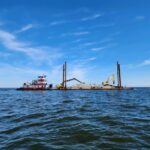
{"left": 102, "top": 74, "right": 115, "bottom": 86}
{"left": 63, "top": 78, "right": 85, "bottom": 84}
{"left": 56, "top": 78, "right": 85, "bottom": 89}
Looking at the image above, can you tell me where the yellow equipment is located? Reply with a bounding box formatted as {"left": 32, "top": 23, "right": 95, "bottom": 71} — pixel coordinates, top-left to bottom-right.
{"left": 102, "top": 74, "right": 115, "bottom": 86}
{"left": 56, "top": 84, "right": 63, "bottom": 89}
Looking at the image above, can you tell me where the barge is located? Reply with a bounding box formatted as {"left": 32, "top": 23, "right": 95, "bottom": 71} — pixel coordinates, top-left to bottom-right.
{"left": 52, "top": 62, "right": 133, "bottom": 90}
{"left": 17, "top": 62, "right": 133, "bottom": 91}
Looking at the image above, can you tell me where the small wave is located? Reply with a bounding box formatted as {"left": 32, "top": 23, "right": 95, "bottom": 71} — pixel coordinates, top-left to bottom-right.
{"left": 0, "top": 120, "right": 51, "bottom": 135}
{"left": 55, "top": 116, "right": 81, "bottom": 123}
{"left": 95, "top": 115, "right": 126, "bottom": 127}
{"left": 108, "top": 136, "right": 135, "bottom": 143}
{"left": 68, "top": 130, "right": 99, "bottom": 143}
{"left": 12, "top": 113, "right": 46, "bottom": 122}
{"left": 62, "top": 99, "right": 74, "bottom": 103}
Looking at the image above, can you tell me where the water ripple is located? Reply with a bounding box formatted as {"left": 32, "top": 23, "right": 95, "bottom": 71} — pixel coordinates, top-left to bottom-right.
{"left": 0, "top": 88, "right": 150, "bottom": 149}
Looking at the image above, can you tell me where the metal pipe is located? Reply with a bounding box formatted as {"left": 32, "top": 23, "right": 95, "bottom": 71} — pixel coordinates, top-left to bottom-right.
{"left": 64, "top": 61, "right": 67, "bottom": 89}
{"left": 117, "top": 62, "right": 122, "bottom": 88}
{"left": 62, "top": 64, "right": 65, "bottom": 88}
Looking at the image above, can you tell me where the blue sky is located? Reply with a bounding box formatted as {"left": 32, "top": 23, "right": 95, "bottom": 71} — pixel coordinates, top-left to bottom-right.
{"left": 0, "top": 0, "right": 150, "bottom": 87}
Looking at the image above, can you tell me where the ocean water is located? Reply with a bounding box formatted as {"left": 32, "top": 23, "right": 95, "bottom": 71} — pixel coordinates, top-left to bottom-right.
{"left": 0, "top": 88, "right": 150, "bottom": 150}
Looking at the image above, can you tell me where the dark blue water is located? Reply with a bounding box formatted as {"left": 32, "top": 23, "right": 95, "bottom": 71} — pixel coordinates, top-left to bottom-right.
{"left": 0, "top": 88, "right": 150, "bottom": 150}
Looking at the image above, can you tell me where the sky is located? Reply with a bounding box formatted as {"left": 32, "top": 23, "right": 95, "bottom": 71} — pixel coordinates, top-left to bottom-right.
{"left": 0, "top": 0, "right": 150, "bottom": 87}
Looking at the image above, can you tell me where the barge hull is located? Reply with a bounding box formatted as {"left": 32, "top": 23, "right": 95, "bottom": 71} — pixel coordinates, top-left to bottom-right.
{"left": 17, "top": 88, "right": 134, "bottom": 91}
{"left": 49, "top": 88, "right": 134, "bottom": 90}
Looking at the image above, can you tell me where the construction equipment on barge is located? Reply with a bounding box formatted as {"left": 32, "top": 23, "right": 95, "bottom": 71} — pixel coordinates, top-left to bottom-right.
{"left": 56, "top": 62, "right": 86, "bottom": 89}
{"left": 16, "top": 61, "right": 133, "bottom": 91}
{"left": 54, "top": 62, "right": 133, "bottom": 90}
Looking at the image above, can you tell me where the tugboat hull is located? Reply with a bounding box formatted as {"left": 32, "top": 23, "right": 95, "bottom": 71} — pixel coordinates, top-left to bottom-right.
{"left": 16, "top": 88, "right": 47, "bottom": 91}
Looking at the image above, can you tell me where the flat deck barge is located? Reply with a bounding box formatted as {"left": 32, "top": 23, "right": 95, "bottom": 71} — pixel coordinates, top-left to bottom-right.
{"left": 17, "top": 87, "right": 134, "bottom": 91}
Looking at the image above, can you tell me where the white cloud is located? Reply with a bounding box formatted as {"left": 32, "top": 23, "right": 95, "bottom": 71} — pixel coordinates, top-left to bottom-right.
{"left": 70, "top": 57, "right": 96, "bottom": 68}
{"left": 61, "top": 31, "right": 89, "bottom": 37}
{"left": 16, "top": 24, "right": 34, "bottom": 33}
{"left": 139, "top": 59, "right": 150, "bottom": 66}
{"left": 66, "top": 60, "right": 97, "bottom": 84}
{"left": 0, "top": 30, "right": 45, "bottom": 59}
{"left": 82, "top": 42, "right": 96, "bottom": 46}
{"left": 100, "top": 38, "right": 113, "bottom": 44}
{"left": 73, "top": 31, "right": 89, "bottom": 36}
{"left": 69, "top": 67, "right": 86, "bottom": 80}
{"left": 49, "top": 20, "right": 68, "bottom": 26}
{"left": 91, "top": 47, "right": 106, "bottom": 51}
{"left": 0, "top": 63, "right": 49, "bottom": 87}
{"left": 0, "top": 30, "right": 62, "bottom": 63}
{"left": 143, "top": 60, "right": 150, "bottom": 65}
{"left": 71, "top": 39, "right": 83, "bottom": 43}
{"left": 123, "top": 59, "right": 150, "bottom": 69}
{"left": 77, "top": 23, "right": 115, "bottom": 31}
{"left": 88, "top": 57, "right": 96, "bottom": 61}
{"left": 81, "top": 38, "right": 112, "bottom": 47}
{"left": 135, "top": 16, "right": 145, "bottom": 21}
{"left": 81, "top": 13, "right": 102, "bottom": 21}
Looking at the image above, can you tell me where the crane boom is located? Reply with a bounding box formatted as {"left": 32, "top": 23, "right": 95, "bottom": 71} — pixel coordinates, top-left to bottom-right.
{"left": 63, "top": 78, "right": 85, "bottom": 84}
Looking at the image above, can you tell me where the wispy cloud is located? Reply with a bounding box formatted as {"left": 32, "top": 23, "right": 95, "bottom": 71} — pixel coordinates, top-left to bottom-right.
{"left": 88, "top": 57, "right": 96, "bottom": 61}
{"left": 69, "top": 67, "right": 87, "bottom": 81}
{"left": 139, "top": 59, "right": 150, "bottom": 66}
{"left": 81, "top": 13, "right": 102, "bottom": 21}
{"left": 16, "top": 24, "right": 34, "bottom": 33}
{"left": 100, "top": 38, "right": 113, "bottom": 44}
{"left": 67, "top": 58, "right": 97, "bottom": 82}
{"left": 73, "top": 31, "right": 89, "bottom": 36}
{"left": 81, "top": 38, "right": 113, "bottom": 47}
{"left": 82, "top": 42, "right": 96, "bottom": 46}
{"left": 49, "top": 20, "right": 68, "bottom": 26}
{"left": 123, "top": 59, "right": 150, "bottom": 69}
{"left": 0, "top": 30, "right": 62, "bottom": 63}
{"left": 48, "top": 63, "right": 88, "bottom": 84}
{"left": 89, "top": 41, "right": 116, "bottom": 52}
{"left": 61, "top": 31, "right": 90, "bottom": 37}
{"left": 71, "top": 38, "right": 84, "bottom": 43}
{"left": 91, "top": 40, "right": 118, "bottom": 51}
{"left": 135, "top": 16, "right": 145, "bottom": 21}
{"left": 0, "top": 30, "right": 45, "bottom": 59}
{"left": 91, "top": 47, "right": 106, "bottom": 51}
{"left": 77, "top": 23, "right": 115, "bottom": 33}
{"left": 0, "top": 63, "right": 49, "bottom": 87}
{"left": 70, "top": 57, "right": 96, "bottom": 67}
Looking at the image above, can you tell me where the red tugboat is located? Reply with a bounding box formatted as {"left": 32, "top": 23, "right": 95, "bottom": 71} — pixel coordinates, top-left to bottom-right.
{"left": 17, "top": 75, "right": 50, "bottom": 90}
